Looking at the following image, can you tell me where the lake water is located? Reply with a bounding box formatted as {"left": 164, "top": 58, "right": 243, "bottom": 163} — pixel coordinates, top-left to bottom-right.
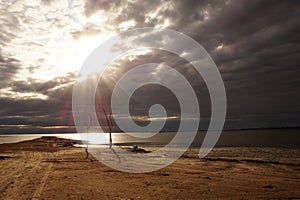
{"left": 0, "top": 129, "right": 299, "bottom": 148}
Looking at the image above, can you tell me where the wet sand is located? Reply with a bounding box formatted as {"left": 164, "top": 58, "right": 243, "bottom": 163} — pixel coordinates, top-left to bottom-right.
{"left": 0, "top": 137, "right": 299, "bottom": 200}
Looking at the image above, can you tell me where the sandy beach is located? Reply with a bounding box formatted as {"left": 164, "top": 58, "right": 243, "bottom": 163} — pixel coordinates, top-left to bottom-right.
{"left": 0, "top": 137, "right": 299, "bottom": 200}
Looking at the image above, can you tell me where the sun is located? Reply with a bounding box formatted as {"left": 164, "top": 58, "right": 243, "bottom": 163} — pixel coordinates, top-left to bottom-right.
{"left": 25, "top": 32, "right": 115, "bottom": 83}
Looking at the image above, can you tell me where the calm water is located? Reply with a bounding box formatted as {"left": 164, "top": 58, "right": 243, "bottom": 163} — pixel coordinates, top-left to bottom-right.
{"left": 0, "top": 129, "right": 299, "bottom": 147}
{"left": 0, "top": 132, "right": 179, "bottom": 146}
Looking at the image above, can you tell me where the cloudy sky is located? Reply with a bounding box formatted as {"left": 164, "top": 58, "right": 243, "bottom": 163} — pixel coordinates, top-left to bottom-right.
{"left": 0, "top": 0, "right": 299, "bottom": 133}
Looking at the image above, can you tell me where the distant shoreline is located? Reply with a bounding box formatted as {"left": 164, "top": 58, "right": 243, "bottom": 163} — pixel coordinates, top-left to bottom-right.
{"left": 0, "top": 126, "right": 300, "bottom": 135}
{"left": 1, "top": 129, "right": 300, "bottom": 148}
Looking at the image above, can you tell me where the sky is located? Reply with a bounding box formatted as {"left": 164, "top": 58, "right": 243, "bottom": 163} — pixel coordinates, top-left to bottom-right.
{"left": 0, "top": 0, "right": 300, "bottom": 133}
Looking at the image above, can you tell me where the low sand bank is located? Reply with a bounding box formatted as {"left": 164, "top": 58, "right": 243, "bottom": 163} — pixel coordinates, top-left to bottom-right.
{"left": 0, "top": 137, "right": 299, "bottom": 199}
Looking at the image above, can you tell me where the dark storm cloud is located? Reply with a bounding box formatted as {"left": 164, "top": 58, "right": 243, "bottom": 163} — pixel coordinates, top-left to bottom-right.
{"left": 0, "top": 84, "right": 76, "bottom": 133}
{"left": 0, "top": 53, "right": 21, "bottom": 89}
{"left": 97, "top": 50, "right": 211, "bottom": 131}
{"left": 0, "top": 4, "right": 23, "bottom": 89}
{"left": 90, "top": 0, "right": 300, "bottom": 129}
{"left": 0, "top": 72, "right": 77, "bottom": 133}
{"left": 201, "top": 1, "right": 300, "bottom": 128}
{"left": 10, "top": 72, "right": 77, "bottom": 95}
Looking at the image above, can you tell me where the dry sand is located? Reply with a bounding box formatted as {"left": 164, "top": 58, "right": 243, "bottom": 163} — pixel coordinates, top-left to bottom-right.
{"left": 0, "top": 137, "right": 299, "bottom": 200}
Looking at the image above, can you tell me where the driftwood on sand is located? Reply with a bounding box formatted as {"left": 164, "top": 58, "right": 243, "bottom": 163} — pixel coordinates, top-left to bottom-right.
{"left": 122, "top": 145, "right": 151, "bottom": 153}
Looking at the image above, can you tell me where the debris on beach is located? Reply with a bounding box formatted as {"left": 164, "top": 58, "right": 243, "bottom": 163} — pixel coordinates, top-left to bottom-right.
{"left": 122, "top": 145, "right": 151, "bottom": 153}
{"left": 0, "top": 155, "right": 12, "bottom": 160}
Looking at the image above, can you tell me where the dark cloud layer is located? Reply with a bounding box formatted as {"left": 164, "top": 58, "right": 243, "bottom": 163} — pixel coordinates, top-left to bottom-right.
{"left": 93, "top": 0, "right": 300, "bottom": 130}
{"left": 0, "top": 0, "right": 300, "bottom": 133}
{"left": 0, "top": 71, "right": 76, "bottom": 133}
{"left": 10, "top": 72, "right": 76, "bottom": 95}
{"left": 0, "top": 54, "right": 21, "bottom": 89}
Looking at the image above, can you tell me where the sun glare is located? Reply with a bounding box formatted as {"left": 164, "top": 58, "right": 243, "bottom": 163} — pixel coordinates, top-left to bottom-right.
{"left": 20, "top": 33, "right": 115, "bottom": 82}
